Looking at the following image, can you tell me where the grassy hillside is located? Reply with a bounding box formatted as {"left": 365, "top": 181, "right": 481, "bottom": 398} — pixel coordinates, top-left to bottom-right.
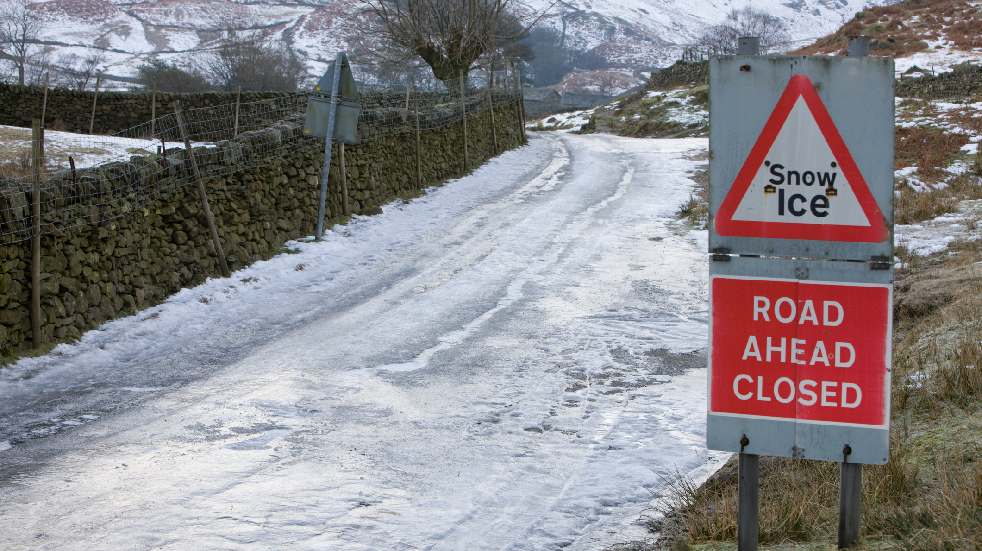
{"left": 794, "top": 0, "right": 980, "bottom": 62}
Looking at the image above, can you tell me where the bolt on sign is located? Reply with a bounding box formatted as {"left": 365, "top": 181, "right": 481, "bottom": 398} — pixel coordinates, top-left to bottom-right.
{"left": 707, "top": 55, "right": 894, "bottom": 465}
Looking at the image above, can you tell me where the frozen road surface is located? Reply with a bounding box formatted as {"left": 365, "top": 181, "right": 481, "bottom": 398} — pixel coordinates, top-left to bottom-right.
{"left": 0, "top": 133, "right": 726, "bottom": 550}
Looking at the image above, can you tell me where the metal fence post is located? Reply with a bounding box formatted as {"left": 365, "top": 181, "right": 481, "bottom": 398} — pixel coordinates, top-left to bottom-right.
{"left": 838, "top": 446, "right": 862, "bottom": 548}
{"left": 173, "top": 101, "right": 230, "bottom": 278}
{"left": 30, "top": 119, "right": 43, "bottom": 348}
{"left": 738, "top": 436, "right": 759, "bottom": 551}
{"left": 315, "top": 52, "right": 344, "bottom": 240}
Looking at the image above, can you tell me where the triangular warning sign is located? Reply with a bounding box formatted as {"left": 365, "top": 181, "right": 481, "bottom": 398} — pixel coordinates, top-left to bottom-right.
{"left": 715, "top": 74, "right": 888, "bottom": 242}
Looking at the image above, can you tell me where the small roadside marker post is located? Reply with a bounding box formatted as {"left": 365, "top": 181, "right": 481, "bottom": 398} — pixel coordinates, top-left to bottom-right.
{"left": 707, "top": 36, "right": 893, "bottom": 550}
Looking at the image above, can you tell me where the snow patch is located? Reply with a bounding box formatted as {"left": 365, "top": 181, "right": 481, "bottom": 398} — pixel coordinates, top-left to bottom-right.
{"left": 896, "top": 200, "right": 982, "bottom": 256}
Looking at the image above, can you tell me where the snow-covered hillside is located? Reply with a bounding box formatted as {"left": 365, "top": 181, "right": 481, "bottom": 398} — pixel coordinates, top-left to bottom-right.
{"left": 522, "top": 0, "right": 891, "bottom": 67}
{"left": 8, "top": 0, "right": 888, "bottom": 87}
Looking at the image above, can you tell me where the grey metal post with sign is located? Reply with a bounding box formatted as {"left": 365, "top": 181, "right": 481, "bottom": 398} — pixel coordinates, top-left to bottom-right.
{"left": 306, "top": 52, "right": 361, "bottom": 240}
{"left": 707, "top": 37, "right": 894, "bottom": 550}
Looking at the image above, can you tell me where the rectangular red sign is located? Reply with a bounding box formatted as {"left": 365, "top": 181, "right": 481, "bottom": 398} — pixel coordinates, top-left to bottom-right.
{"left": 710, "top": 276, "right": 891, "bottom": 427}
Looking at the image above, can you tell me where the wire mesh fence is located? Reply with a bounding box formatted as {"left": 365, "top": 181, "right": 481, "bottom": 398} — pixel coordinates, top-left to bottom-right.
{"left": 0, "top": 67, "right": 525, "bottom": 245}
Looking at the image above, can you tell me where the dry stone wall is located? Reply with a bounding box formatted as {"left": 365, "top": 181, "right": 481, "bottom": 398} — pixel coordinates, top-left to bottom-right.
{"left": 0, "top": 99, "right": 526, "bottom": 359}
{"left": 0, "top": 84, "right": 291, "bottom": 135}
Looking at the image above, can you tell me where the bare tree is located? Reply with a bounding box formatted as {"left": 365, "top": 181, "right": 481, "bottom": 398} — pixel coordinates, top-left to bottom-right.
{"left": 136, "top": 58, "right": 212, "bottom": 93}
{"left": 57, "top": 51, "right": 105, "bottom": 91}
{"left": 0, "top": 0, "right": 44, "bottom": 85}
{"left": 25, "top": 48, "right": 51, "bottom": 86}
{"left": 696, "top": 7, "right": 790, "bottom": 56}
{"left": 362, "top": 0, "right": 545, "bottom": 85}
{"left": 203, "top": 29, "right": 306, "bottom": 91}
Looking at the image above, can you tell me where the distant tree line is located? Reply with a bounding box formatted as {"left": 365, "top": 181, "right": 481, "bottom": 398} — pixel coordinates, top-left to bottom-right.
{"left": 136, "top": 29, "right": 305, "bottom": 93}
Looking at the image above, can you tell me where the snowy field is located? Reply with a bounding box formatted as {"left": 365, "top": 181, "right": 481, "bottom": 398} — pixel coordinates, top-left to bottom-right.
{"left": 0, "top": 133, "right": 726, "bottom": 550}
{"left": 0, "top": 125, "right": 195, "bottom": 172}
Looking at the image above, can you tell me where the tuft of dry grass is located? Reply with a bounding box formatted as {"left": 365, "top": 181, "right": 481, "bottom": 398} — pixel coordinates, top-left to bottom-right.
{"left": 895, "top": 127, "right": 969, "bottom": 181}
{"left": 678, "top": 167, "right": 709, "bottom": 228}
{"left": 0, "top": 150, "right": 34, "bottom": 180}
{"left": 895, "top": 172, "right": 982, "bottom": 224}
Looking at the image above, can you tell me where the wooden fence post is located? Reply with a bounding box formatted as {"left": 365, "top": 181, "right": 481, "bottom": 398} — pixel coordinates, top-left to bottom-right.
{"left": 414, "top": 104, "right": 423, "bottom": 190}
{"left": 516, "top": 63, "right": 527, "bottom": 135}
{"left": 151, "top": 86, "right": 157, "bottom": 138}
{"left": 173, "top": 102, "right": 230, "bottom": 278}
{"left": 233, "top": 86, "right": 242, "bottom": 137}
{"left": 40, "top": 71, "right": 49, "bottom": 173}
{"left": 488, "top": 89, "right": 498, "bottom": 154}
{"left": 460, "top": 72, "right": 469, "bottom": 172}
{"left": 89, "top": 74, "right": 101, "bottom": 134}
{"left": 340, "top": 143, "right": 350, "bottom": 215}
{"left": 510, "top": 61, "right": 525, "bottom": 143}
{"left": 30, "top": 119, "right": 43, "bottom": 349}
{"left": 69, "top": 156, "right": 77, "bottom": 187}
{"left": 40, "top": 71, "right": 50, "bottom": 125}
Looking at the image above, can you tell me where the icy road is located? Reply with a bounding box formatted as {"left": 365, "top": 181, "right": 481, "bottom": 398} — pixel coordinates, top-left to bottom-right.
{"left": 0, "top": 133, "right": 726, "bottom": 550}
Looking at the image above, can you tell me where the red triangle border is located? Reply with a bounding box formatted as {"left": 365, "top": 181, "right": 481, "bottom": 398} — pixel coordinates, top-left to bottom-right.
{"left": 714, "top": 74, "right": 889, "bottom": 243}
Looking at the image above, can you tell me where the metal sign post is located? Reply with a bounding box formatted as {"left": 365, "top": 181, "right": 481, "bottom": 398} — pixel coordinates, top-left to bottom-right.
{"left": 707, "top": 37, "right": 893, "bottom": 550}
{"left": 308, "top": 52, "right": 360, "bottom": 240}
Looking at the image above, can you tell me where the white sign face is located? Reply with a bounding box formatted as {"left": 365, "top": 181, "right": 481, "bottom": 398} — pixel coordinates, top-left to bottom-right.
{"left": 731, "top": 97, "right": 870, "bottom": 227}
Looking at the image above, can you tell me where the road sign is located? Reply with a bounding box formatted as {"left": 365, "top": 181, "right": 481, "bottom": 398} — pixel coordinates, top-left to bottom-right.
{"left": 707, "top": 257, "right": 892, "bottom": 464}
{"left": 709, "top": 56, "right": 894, "bottom": 261}
{"left": 708, "top": 48, "right": 894, "bottom": 548}
{"left": 304, "top": 53, "right": 361, "bottom": 145}
{"left": 311, "top": 52, "right": 361, "bottom": 240}
{"left": 715, "top": 75, "right": 889, "bottom": 243}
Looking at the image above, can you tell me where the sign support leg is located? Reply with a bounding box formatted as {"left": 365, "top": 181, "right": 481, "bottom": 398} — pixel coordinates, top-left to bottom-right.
{"left": 838, "top": 447, "right": 862, "bottom": 549}
{"left": 738, "top": 436, "right": 759, "bottom": 551}
{"left": 315, "top": 52, "right": 344, "bottom": 240}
